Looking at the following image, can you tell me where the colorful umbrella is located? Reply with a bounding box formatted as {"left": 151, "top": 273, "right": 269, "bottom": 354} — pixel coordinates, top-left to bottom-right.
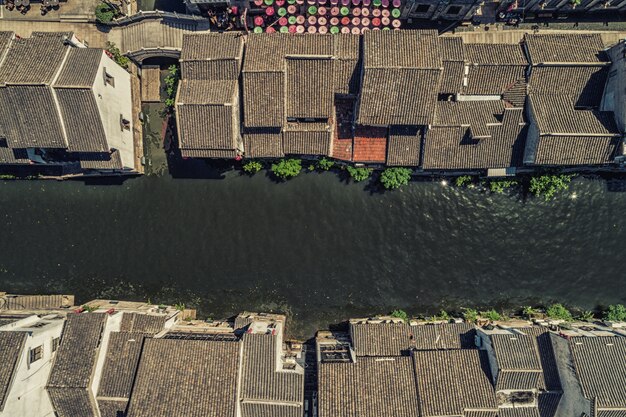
{"left": 280, "top": 25, "right": 290, "bottom": 32}
{"left": 361, "top": 7, "right": 370, "bottom": 16}
{"left": 330, "top": 16, "right": 339, "bottom": 24}
{"left": 276, "top": 0, "right": 285, "bottom": 5}
{"left": 351, "top": 27, "right": 360, "bottom": 34}
{"left": 278, "top": 16, "right": 288, "bottom": 24}
{"left": 372, "top": 0, "right": 381, "bottom": 6}
{"left": 254, "top": 26, "right": 263, "bottom": 33}
{"left": 318, "top": 6, "right": 327, "bottom": 14}
{"left": 254, "top": 15, "right": 264, "bottom": 25}
{"left": 381, "top": 0, "right": 389, "bottom": 7}
{"left": 330, "top": 6, "right": 340, "bottom": 14}
{"left": 308, "top": 5, "right": 317, "bottom": 14}
{"left": 381, "top": 8, "right": 390, "bottom": 16}
{"left": 392, "top": 0, "right": 400, "bottom": 6}
{"left": 372, "top": 8, "right": 381, "bottom": 16}
{"left": 289, "top": 24, "right": 297, "bottom": 32}
{"left": 352, "top": 7, "right": 361, "bottom": 15}
{"left": 391, "top": 8, "right": 400, "bottom": 17}
{"left": 330, "top": 26, "right": 340, "bottom": 33}
{"left": 297, "top": 24, "right": 306, "bottom": 32}
{"left": 319, "top": 25, "right": 328, "bottom": 33}
{"left": 381, "top": 16, "right": 390, "bottom": 25}
{"left": 266, "top": 26, "right": 276, "bottom": 32}
{"left": 341, "top": 16, "right": 350, "bottom": 24}
{"left": 361, "top": 16, "right": 370, "bottom": 25}
{"left": 254, "top": 0, "right": 264, "bottom": 5}
{"left": 371, "top": 16, "right": 380, "bottom": 25}
{"left": 288, "top": 15, "right": 297, "bottom": 23}
{"left": 351, "top": 16, "right": 360, "bottom": 25}
{"left": 392, "top": 18, "right": 401, "bottom": 27}
{"left": 308, "top": 25, "right": 317, "bottom": 32}
{"left": 308, "top": 15, "right": 317, "bottom": 24}
{"left": 296, "top": 14, "right": 306, "bottom": 23}
{"left": 340, "top": 6, "right": 349, "bottom": 14}
{"left": 278, "top": 7, "right": 287, "bottom": 15}
{"left": 265, "top": 6, "right": 275, "bottom": 15}
{"left": 341, "top": 26, "right": 351, "bottom": 33}
{"left": 318, "top": 16, "right": 327, "bottom": 24}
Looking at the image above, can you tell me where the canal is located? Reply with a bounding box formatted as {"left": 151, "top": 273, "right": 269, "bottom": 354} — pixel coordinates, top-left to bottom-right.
{"left": 0, "top": 166, "right": 625, "bottom": 337}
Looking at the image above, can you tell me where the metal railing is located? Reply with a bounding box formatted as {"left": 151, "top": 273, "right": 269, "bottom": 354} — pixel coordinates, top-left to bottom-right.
{"left": 103, "top": 10, "right": 212, "bottom": 26}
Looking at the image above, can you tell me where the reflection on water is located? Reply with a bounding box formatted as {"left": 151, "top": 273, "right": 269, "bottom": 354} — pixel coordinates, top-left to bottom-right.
{"left": 0, "top": 173, "right": 624, "bottom": 337}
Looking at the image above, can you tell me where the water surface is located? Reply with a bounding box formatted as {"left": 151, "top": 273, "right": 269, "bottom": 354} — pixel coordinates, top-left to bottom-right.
{"left": 0, "top": 171, "right": 624, "bottom": 337}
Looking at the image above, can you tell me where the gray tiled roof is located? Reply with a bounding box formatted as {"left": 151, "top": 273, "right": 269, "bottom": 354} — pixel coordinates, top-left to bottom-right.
{"left": 412, "top": 322, "right": 476, "bottom": 350}
{"left": 465, "top": 44, "right": 527, "bottom": 65}
{"left": 349, "top": 322, "right": 415, "bottom": 356}
{"left": 0, "top": 32, "right": 14, "bottom": 62}
{"left": 363, "top": 30, "right": 441, "bottom": 69}
{"left": 358, "top": 67, "right": 441, "bottom": 126}
{"left": 54, "top": 48, "right": 102, "bottom": 88}
{"left": 177, "top": 104, "right": 235, "bottom": 152}
{"left": 181, "top": 148, "right": 237, "bottom": 158}
{"left": 98, "top": 399, "right": 127, "bottom": 417}
{"left": 54, "top": 88, "right": 108, "bottom": 153}
{"left": 0, "top": 32, "right": 69, "bottom": 85}
{"left": 241, "top": 333, "right": 303, "bottom": 404}
{"left": 538, "top": 393, "right": 561, "bottom": 417}
{"left": 97, "top": 332, "right": 147, "bottom": 398}
{"left": 491, "top": 333, "right": 542, "bottom": 371}
{"left": 318, "top": 356, "right": 419, "bottom": 417}
{"left": 524, "top": 34, "right": 607, "bottom": 64}
{"left": 0, "top": 294, "right": 67, "bottom": 310}
{"left": 518, "top": 327, "right": 561, "bottom": 391}
{"left": 569, "top": 336, "right": 626, "bottom": 408}
{"left": 0, "top": 147, "right": 29, "bottom": 164}
{"left": 439, "top": 37, "right": 464, "bottom": 61}
{"left": 0, "top": 332, "right": 26, "bottom": 410}
{"left": 465, "top": 411, "right": 497, "bottom": 417}
{"left": 180, "top": 33, "right": 242, "bottom": 81}
{"left": 498, "top": 407, "right": 541, "bottom": 417}
{"left": 243, "top": 129, "right": 284, "bottom": 158}
{"left": 423, "top": 108, "right": 526, "bottom": 170}
{"left": 119, "top": 312, "right": 166, "bottom": 334}
{"left": 439, "top": 60, "right": 464, "bottom": 95}
{"left": 241, "top": 402, "right": 303, "bottom": 417}
{"left": 435, "top": 100, "right": 504, "bottom": 133}
{"left": 534, "top": 135, "right": 619, "bottom": 166}
{"left": 177, "top": 79, "right": 236, "bottom": 105}
{"left": 596, "top": 411, "right": 626, "bottom": 417}
{"left": 0, "top": 85, "right": 66, "bottom": 149}
{"left": 286, "top": 57, "right": 334, "bottom": 119}
{"left": 78, "top": 150, "right": 123, "bottom": 170}
{"left": 242, "top": 71, "right": 284, "bottom": 128}
{"left": 283, "top": 123, "right": 332, "bottom": 156}
{"left": 126, "top": 338, "right": 240, "bottom": 417}
{"left": 48, "top": 387, "right": 97, "bottom": 417}
{"left": 386, "top": 125, "right": 422, "bottom": 167}
{"left": 497, "top": 370, "right": 541, "bottom": 391}
{"left": 464, "top": 65, "right": 526, "bottom": 96}
{"left": 48, "top": 313, "right": 106, "bottom": 389}
{"left": 413, "top": 349, "right": 496, "bottom": 416}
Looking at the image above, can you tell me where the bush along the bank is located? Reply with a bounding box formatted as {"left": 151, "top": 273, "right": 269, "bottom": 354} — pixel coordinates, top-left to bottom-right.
{"left": 317, "top": 158, "right": 335, "bottom": 171}
{"left": 604, "top": 304, "right": 626, "bottom": 322}
{"left": 480, "top": 309, "right": 502, "bottom": 322}
{"left": 529, "top": 174, "right": 574, "bottom": 201}
{"left": 242, "top": 160, "right": 263, "bottom": 175}
{"left": 380, "top": 167, "right": 412, "bottom": 190}
{"left": 271, "top": 159, "right": 302, "bottom": 180}
{"left": 546, "top": 303, "right": 573, "bottom": 321}
{"left": 462, "top": 308, "right": 479, "bottom": 323}
{"left": 347, "top": 166, "right": 373, "bottom": 182}
{"left": 390, "top": 309, "right": 409, "bottom": 322}
{"left": 489, "top": 179, "right": 518, "bottom": 194}
{"left": 455, "top": 175, "right": 473, "bottom": 187}
{"left": 105, "top": 41, "right": 129, "bottom": 69}
{"left": 164, "top": 65, "right": 180, "bottom": 109}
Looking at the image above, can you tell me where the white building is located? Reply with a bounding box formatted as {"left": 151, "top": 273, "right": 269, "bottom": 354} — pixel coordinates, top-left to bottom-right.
{"left": 0, "top": 315, "right": 64, "bottom": 417}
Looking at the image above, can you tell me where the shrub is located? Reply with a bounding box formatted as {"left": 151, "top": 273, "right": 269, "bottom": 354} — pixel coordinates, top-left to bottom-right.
{"left": 604, "top": 304, "right": 626, "bottom": 322}
{"left": 390, "top": 309, "right": 409, "bottom": 322}
{"left": 347, "top": 166, "right": 372, "bottom": 182}
{"left": 481, "top": 309, "right": 502, "bottom": 321}
{"left": 105, "top": 41, "right": 129, "bottom": 69}
{"left": 317, "top": 158, "right": 335, "bottom": 171}
{"left": 95, "top": 3, "right": 115, "bottom": 23}
{"left": 489, "top": 180, "right": 517, "bottom": 194}
{"left": 380, "top": 167, "right": 412, "bottom": 190}
{"left": 243, "top": 160, "right": 263, "bottom": 175}
{"left": 546, "top": 303, "right": 573, "bottom": 321}
{"left": 174, "top": 303, "right": 185, "bottom": 311}
{"left": 455, "top": 175, "right": 473, "bottom": 187}
{"left": 308, "top": 164, "right": 315, "bottom": 172}
{"left": 578, "top": 310, "right": 595, "bottom": 322}
{"left": 436, "top": 310, "right": 450, "bottom": 321}
{"left": 522, "top": 306, "right": 539, "bottom": 319}
{"left": 529, "top": 175, "right": 573, "bottom": 201}
{"left": 163, "top": 65, "right": 180, "bottom": 109}
{"left": 462, "top": 308, "right": 478, "bottom": 323}
{"left": 271, "top": 159, "right": 302, "bottom": 180}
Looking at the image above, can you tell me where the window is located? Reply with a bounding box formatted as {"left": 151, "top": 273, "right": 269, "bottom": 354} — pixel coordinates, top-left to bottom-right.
{"left": 29, "top": 345, "right": 43, "bottom": 364}
{"left": 445, "top": 5, "right": 463, "bottom": 14}
{"left": 52, "top": 337, "right": 60, "bottom": 353}
{"left": 414, "top": 4, "right": 431, "bottom": 13}
{"left": 103, "top": 67, "right": 115, "bottom": 87}
{"left": 120, "top": 116, "right": 131, "bottom": 131}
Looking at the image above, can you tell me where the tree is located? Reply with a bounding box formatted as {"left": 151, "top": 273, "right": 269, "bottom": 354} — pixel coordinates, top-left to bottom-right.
{"left": 522, "top": 306, "right": 539, "bottom": 319}
{"left": 546, "top": 303, "right": 573, "bottom": 321}
{"left": 529, "top": 175, "right": 573, "bottom": 201}
{"left": 95, "top": 3, "right": 115, "bottom": 23}
{"left": 271, "top": 159, "right": 301, "bottom": 180}
{"left": 346, "top": 166, "right": 372, "bottom": 182}
{"left": 243, "top": 160, "right": 263, "bottom": 175}
{"left": 604, "top": 304, "right": 626, "bottom": 322}
{"left": 578, "top": 310, "right": 594, "bottom": 322}
{"left": 380, "top": 167, "right": 412, "bottom": 190}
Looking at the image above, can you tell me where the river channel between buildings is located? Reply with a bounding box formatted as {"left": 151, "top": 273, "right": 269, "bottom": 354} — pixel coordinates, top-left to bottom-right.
{"left": 1, "top": 162, "right": 626, "bottom": 337}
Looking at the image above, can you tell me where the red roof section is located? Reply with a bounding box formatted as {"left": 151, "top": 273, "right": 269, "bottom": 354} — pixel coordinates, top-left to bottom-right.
{"left": 353, "top": 127, "right": 388, "bottom": 163}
